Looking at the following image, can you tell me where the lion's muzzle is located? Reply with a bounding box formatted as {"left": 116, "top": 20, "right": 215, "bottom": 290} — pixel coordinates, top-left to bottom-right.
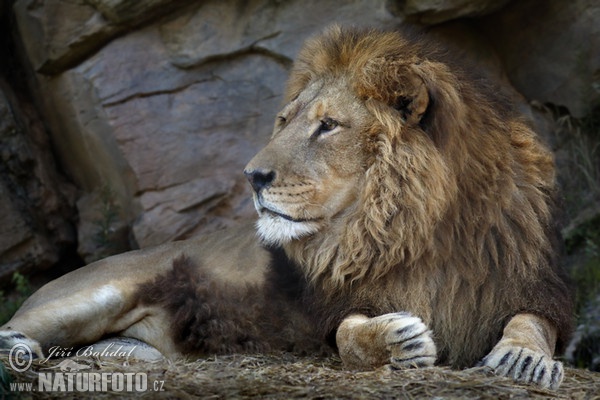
{"left": 244, "top": 168, "right": 276, "bottom": 194}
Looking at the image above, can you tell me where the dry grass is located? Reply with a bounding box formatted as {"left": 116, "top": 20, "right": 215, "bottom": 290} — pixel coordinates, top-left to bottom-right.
{"left": 3, "top": 353, "right": 600, "bottom": 399}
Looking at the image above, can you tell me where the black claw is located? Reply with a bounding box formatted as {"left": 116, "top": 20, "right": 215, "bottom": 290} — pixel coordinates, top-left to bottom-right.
{"left": 498, "top": 351, "right": 513, "bottom": 367}
{"left": 10, "top": 333, "right": 26, "bottom": 340}
{"left": 518, "top": 355, "right": 533, "bottom": 379}
{"left": 506, "top": 349, "right": 523, "bottom": 376}
{"left": 475, "top": 357, "right": 487, "bottom": 367}
{"left": 390, "top": 326, "right": 428, "bottom": 346}
{"left": 532, "top": 357, "right": 545, "bottom": 383}
{"left": 550, "top": 363, "right": 561, "bottom": 383}
{"left": 402, "top": 340, "right": 424, "bottom": 352}
{"left": 538, "top": 366, "right": 547, "bottom": 381}
{"left": 395, "top": 325, "right": 417, "bottom": 338}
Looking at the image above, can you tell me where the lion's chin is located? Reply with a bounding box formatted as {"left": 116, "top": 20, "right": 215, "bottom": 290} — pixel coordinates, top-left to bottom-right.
{"left": 255, "top": 213, "right": 321, "bottom": 246}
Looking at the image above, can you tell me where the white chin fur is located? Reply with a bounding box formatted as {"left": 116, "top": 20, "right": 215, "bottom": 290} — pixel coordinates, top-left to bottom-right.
{"left": 256, "top": 214, "right": 320, "bottom": 245}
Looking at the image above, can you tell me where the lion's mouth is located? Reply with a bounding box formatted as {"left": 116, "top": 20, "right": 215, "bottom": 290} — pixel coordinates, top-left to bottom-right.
{"left": 260, "top": 207, "right": 316, "bottom": 223}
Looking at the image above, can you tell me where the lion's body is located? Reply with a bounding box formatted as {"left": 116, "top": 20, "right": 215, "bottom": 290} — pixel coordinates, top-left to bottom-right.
{"left": 1, "top": 26, "right": 572, "bottom": 389}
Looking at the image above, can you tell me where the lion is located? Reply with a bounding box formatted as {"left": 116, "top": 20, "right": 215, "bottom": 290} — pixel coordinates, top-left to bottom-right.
{"left": 1, "top": 26, "right": 572, "bottom": 390}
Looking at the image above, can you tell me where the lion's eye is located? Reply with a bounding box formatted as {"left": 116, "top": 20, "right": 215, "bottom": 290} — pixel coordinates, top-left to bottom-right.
{"left": 315, "top": 117, "right": 339, "bottom": 137}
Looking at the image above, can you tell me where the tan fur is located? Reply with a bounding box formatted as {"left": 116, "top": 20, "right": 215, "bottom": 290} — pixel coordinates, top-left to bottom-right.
{"left": 336, "top": 313, "right": 437, "bottom": 370}
{"left": 1, "top": 26, "right": 572, "bottom": 390}
{"left": 481, "top": 314, "right": 564, "bottom": 388}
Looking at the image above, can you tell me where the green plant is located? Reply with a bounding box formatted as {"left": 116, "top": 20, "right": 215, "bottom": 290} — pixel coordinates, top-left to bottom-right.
{"left": 94, "top": 185, "right": 120, "bottom": 248}
{"left": 0, "top": 361, "right": 13, "bottom": 398}
{"left": 567, "top": 217, "right": 600, "bottom": 316}
{"left": 565, "top": 106, "right": 600, "bottom": 309}
{"left": 90, "top": 184, "right": 122, "bottom": 261}
{"left": 0, "top": 272, "right": 33, "bottom": 326}
{"left": 550, "top": 107, "right": 600, "bottom": 218}
{"left": 571, "top": 252, "right": 600, "bottom": 315}
{"left": 552, "top": 100, "right": 600, "bottom": 370}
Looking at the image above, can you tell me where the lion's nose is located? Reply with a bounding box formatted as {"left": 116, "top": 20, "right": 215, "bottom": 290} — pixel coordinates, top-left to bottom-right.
{"left": 244, "top": 168, "right": 276, "bottom": 193}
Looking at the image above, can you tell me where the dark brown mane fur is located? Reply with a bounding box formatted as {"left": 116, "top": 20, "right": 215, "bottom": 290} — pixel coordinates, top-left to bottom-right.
{"left": 136, "top": 254, "right": 325, "bottom": 355}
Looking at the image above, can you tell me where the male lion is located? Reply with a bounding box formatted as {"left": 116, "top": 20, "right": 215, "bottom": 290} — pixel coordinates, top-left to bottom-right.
{"left": 1, "top": 26, "right": 572, "bottom": 389}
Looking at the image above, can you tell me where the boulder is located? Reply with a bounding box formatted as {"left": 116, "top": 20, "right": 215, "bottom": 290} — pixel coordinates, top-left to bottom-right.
{"left": 13, "top": 0, "right": 119, "bottom": 74}
{"left": 479, "top": 0, "right": 600, "bottom": 117}
{"left": 12, "top": 0, "right": 196, "bottom": 74}
{"left": 401, "top": 0, "right": 511, "bottom": 24}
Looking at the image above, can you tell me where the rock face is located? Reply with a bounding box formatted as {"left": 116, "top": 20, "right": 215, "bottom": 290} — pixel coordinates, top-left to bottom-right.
{"left": 12, "top": 0, "right": 198, "bottom": 74}
{"left": 4, "top": 0, "right": 600, "bottom": 302}
{"left": 13, "top": 0, "right": 404, "bottom": 252}
{"left": 401, "top": 0, "right": 511, "bottom": 24}
{"left": 478, "top": 0, "right": 600, "bottom": 117}
{"left": 0, "top": 82, "right": 76, "bottom": 280}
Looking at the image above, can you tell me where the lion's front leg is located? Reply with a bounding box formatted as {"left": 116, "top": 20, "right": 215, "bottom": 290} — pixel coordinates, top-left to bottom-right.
{"left": 336, "top": 312, "right": 437, "bottom": 370}
{"left": 479, "top": 313, "right": 563, "bottom": 389}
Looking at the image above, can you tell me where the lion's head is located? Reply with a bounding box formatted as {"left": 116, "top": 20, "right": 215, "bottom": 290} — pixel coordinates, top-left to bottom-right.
{"left": 244, "top": 26, "right": 556, "bottom": 291}
{"left": 244, "top": 76, "right": 372, "bottom": 245}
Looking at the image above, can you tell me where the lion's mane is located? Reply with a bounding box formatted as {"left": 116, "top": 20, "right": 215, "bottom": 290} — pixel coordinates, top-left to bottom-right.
{"left": 281, "top": 26, "right": 572, "bottom": 368}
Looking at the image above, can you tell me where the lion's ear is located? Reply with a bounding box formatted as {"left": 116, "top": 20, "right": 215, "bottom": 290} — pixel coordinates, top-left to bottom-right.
{"left": 382, "top": 59, "right": 467, "bottom": 147}
{"left": 390, "top": 73, "right": 429, "bottom": 126}
{"left": 361, "top": 59, "right": 430, "bottom": 127}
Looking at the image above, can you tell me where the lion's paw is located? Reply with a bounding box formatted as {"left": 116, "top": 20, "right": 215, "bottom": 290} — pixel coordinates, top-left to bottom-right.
{"left": 377, "top": 312, "right": 437, "bottom": 369}
{"left": 479, "top": 345, "right": 563, "bottom": 390}
{"left": 0, "top": 330, "right": 44, "bottom": 359}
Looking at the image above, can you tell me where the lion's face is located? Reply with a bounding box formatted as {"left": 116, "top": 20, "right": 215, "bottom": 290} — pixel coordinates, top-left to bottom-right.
{"left": 244, "top": 78, "right": 373, "bottom": 245}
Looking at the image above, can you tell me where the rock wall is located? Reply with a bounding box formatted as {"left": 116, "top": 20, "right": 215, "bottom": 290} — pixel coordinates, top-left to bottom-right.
{"left": 11, "top": 0, "right": 411, "bottom": 257}
{"left": 0, "top": 0, "right": 599, "bottom": 370}
{"left": 2, "top": 0, "right": 599, "bottom": 264}
{"left": 0, "top": 80, "right": 76, "bottom": 280}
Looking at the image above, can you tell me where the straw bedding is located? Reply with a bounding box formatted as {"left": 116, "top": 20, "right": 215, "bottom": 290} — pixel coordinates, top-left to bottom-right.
{"left": 3, "top": 353, "right": 599, "bottom": 399}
